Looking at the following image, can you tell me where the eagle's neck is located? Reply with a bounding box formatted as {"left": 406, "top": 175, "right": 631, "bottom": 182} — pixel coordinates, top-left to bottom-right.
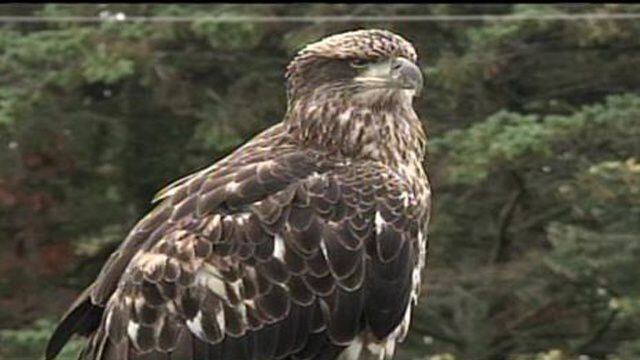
{"left": 284, "top": 92, "right": 427, "bottom": 181}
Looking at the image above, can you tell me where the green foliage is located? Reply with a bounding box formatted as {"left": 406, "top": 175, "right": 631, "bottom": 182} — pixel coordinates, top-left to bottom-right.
{"left": 82, "top": 43, "right": 135, "bottom": 84}
{"left": 190, "top": 17, "right": 261, "bottom": 50}
{"left": 431, "top": 95, "right": 640, "bottom": 185}
{"left": 1, "top": 4, "right": 639, "bottom": 360}
{"left": 0, "top": 320, "right": 83, "bottom": 360}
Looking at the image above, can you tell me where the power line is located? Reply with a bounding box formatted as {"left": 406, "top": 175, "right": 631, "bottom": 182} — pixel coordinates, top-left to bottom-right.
{"left": 1, "top": 13, "right": 640, "bottom": 23}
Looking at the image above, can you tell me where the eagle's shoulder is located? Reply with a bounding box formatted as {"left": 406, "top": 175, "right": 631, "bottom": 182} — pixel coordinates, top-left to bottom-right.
{"left": 90, "top": 123, "right": 324, "bottom": 304}
{"left": 152, "top": 122, "right": 292, "bottom": 204}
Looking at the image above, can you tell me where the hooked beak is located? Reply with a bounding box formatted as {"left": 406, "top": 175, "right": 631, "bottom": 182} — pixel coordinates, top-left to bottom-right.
{"left": 391, "top": 57, "right": 424, "bottom": 95}
{"left": 353, "top": 56, "right": 424, "bottom": 96}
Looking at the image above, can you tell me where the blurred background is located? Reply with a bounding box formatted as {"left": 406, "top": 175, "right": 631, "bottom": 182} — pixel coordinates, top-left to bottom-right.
{"left": 1, "top": 4, "right": 639, "bottom": 360}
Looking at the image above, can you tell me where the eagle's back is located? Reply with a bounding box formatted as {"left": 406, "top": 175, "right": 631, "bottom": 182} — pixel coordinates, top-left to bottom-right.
{"left": 46, "top": 122, "right": 430, "bottom": 360}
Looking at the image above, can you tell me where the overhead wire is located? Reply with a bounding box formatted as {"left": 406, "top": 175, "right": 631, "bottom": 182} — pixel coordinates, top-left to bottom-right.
{"left": 1, "top": 13, "right": 640, "bottom": 23}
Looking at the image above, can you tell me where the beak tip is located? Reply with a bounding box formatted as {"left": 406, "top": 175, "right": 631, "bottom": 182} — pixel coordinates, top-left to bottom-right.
{"left": 395, "top": 57, "right": 424, "bottom": 95}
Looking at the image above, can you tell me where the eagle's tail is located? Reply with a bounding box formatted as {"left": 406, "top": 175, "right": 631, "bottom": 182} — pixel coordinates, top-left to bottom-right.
{"left": 45, "top": 284, "right": 103, "bottom": 360}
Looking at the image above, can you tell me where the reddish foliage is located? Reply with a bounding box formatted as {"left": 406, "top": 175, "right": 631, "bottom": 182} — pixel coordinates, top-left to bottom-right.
{"left": 0, "top": 183, "right": 18, "bottom": 207}
{"left": 37, "top": 242, "right": 76, "bottom": 277}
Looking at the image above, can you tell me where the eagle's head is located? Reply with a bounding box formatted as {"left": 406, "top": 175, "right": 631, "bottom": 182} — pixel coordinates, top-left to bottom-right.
{"left": 285, "top": 29, "right": 423, "bottom": 106}
{"left": 284, "top": 29, "right": 425, "bottom": 167}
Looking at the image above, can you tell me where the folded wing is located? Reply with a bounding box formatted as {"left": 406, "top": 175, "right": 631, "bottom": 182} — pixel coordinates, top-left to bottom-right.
{"left": 47, "top": 131, "right": 423, "bottom": 360}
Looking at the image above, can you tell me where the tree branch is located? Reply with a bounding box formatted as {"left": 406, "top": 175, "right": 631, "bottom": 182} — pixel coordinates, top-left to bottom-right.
{"left": 575, "top": 309, "right": 620, "bottom": 353}
{"left": 490, "top": 170, "right": 525, "bottom": 264}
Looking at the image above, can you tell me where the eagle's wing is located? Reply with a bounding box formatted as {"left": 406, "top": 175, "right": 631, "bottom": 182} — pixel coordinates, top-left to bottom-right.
{"left": 48, "top": 129, "right": 424, "bottom": 360}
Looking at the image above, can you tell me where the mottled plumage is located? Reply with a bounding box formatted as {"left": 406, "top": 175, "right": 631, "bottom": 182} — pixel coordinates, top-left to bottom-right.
{"left": 46, "top": 29, "right": 431, "bottom": 360}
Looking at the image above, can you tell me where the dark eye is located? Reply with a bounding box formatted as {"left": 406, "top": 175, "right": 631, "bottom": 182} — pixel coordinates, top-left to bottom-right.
{"left": 349, "top": 58, "right": 369, "bottom": 68}
{"left": 391, "top": 59, "right": 403, "bottom": 71}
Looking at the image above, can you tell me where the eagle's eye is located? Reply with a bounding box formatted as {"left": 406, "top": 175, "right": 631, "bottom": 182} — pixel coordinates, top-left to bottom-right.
{"left": 349, "top": 58, "right": 370, "bottom": 68}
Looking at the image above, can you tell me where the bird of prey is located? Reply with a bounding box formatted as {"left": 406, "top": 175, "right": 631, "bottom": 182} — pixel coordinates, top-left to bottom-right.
{"left": 46, "top": 28, "right": 431, "bottom": 360}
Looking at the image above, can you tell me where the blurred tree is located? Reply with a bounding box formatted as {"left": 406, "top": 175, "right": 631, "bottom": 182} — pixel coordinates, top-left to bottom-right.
{"left": 1, "top": 3, "right": 639, "bottom": 360}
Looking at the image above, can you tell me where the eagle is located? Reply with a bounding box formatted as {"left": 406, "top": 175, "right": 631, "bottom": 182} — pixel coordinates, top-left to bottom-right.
{"left": 46, "top": 28, "right": 431, "bottom": 360}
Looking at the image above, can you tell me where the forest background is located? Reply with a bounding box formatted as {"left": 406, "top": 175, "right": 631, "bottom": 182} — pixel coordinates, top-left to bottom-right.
{"left": 1, "top": 4, "right": 639, "bottom": 360}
